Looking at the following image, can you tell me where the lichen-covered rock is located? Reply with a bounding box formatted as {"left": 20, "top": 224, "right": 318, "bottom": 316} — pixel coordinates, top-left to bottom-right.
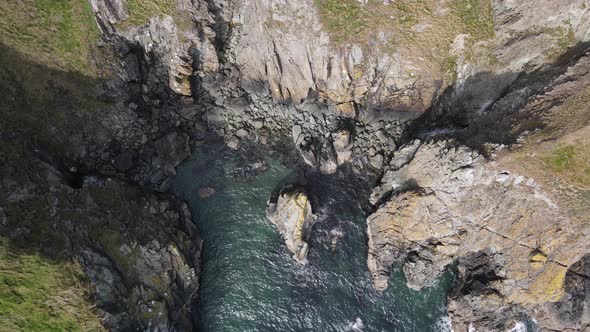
{"left": 89, "top": 0, "right": 127, "bottom": 35}
{"left": 267, "top": 186, "right": 316, "bottom": 264}
{"left": 538, "top": 254, "right": 590, "bottom": 331}
{"left": 367, "top": 141, "right": 590, "bottom": 329}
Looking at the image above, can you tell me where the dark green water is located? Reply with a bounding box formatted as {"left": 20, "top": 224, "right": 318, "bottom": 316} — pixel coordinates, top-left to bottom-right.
{"left": 173, "top": 143, "right": 453, "bottom": 331}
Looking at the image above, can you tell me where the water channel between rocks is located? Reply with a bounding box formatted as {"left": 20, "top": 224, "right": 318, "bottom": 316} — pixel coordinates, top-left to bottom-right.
{"left": 173, "top": 142, "right": 454, "bottom": 332}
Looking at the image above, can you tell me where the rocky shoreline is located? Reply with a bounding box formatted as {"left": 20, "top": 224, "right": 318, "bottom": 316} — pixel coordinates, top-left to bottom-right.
{"left": 2, "top": 0, "right": 590, "bottom": 330}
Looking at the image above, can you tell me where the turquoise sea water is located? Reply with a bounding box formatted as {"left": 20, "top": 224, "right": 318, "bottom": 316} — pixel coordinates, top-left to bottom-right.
{"left": 173, "top": 142, "right": 453, "bottom": 331}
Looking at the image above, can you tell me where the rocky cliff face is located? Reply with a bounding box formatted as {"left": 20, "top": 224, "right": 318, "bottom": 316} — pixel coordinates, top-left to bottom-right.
{"left": 367, "top": 140, "right": 590, "bottom": 330}
{"left": 3, "top": 0, "right": 590, "bottom": 330}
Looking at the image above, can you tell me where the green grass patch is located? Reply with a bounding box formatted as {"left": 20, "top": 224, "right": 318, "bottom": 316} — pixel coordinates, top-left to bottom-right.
{"left": 544, "top": 144, "right": 590, "bottom": 186}
{"left": 393, "top": 1, "right": 425, "bottom": 29}
{"left": 314, "top": 0, "right": 496, "bottom": 48}
{"left": 312, "top": 0, "right": 498, "bottom": 83}
{"left": 442, "top": 55, "right": 458, "bottom": 81}
{"left": 0, "top": 44, "right": 108, "bottom": 175}
{"left": 546, "top": 145, "right": 576, "bottom": 171}
{"left": 124, "top": 0, "right": 177, "bottom": 26}
{"left": 450, "top": 0, "right": 495, "bottom": 40}
{"left": 0, "top": 238, "right": 104, "bottom": 332}
{"left": 314, "top": 0, "right": 368, "bottom": 43}
{"left": 0, "top": 0, "right": 100, "bottom": 76}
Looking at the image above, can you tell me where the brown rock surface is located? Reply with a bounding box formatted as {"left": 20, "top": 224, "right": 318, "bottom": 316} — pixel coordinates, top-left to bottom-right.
{"left": 367, "top": 141, "right": 590, "bottom": 330}
{"left": 267, "top": 187, "right": 316, "bottom": 264}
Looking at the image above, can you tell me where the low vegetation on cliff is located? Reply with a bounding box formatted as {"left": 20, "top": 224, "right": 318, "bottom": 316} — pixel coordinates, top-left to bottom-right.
{"left": 124, "top": 0, "right": 177, "bottom": 26}
{"left": 0, "top": 2, "right": 107, "bottom": 330}
{"left": 500, "top": 84, "right": 590, "bottom": 222}
{"left": 0, "top": 0, "right": 99, "bottom": 75}
{"left": 0, "top": 239, "right": 104, "bottom": 331}
{"left": 314, "top": 0, "right": 496, "bottom": 81}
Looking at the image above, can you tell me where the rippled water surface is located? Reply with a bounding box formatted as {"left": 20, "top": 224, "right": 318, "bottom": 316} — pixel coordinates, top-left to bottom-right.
{"left": 173, "top": 143, "right": 453, "bottom": 331}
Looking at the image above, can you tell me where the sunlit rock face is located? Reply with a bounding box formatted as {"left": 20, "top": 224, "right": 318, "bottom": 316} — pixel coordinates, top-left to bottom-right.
{"left": 367, "top": 141, "right": 590, "bottom": 330}
{"left": 267, "top": 186, "right": 316, "bottom": 264}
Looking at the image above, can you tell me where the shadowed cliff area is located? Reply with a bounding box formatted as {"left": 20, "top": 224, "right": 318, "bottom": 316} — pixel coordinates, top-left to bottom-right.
{"left": 0, "top": 41, "right": 108, "bottom": 331}
{"left": 0, "top": 43, "right": 202, "bottom": 331}
{"left": 404, "top": 41, "right": 590, "bottom": 156}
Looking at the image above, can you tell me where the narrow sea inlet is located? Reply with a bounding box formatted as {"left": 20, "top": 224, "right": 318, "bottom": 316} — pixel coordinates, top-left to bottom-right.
{"left": 173, "top": 142, "right": 453, "bottom": 331}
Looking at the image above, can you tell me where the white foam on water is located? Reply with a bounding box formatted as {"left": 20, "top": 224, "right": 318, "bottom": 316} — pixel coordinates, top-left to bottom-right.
{"left": 345, "top": 317, "right": 365, "bottom": 331}
{"left": 508, "top": 321, "right": 527, "bottom": 332}
{"left": 433, "top": 316, "right": 453, "bottom": 332}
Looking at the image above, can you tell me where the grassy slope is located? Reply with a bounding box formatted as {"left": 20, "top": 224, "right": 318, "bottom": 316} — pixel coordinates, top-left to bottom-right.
{"left": 313, "top": 0, "right": 496, "bottom": 80}
{"left": 124, "top": 0, "right": 177, "bottom": 26}
{"left": 0, "top": 0, "right": 99, "bottom": 76}
{"left": 0, "top": 239, "right": 105, "bottom": 332}
{"left": 499, "top": 86, "right": 590, "bottom": 221}
{"left": 0, "top": 1, "right": 107, "bottom": 330}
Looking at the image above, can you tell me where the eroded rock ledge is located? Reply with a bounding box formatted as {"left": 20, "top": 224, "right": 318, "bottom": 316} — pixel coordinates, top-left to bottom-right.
{"left": 367, "top": 141, "right": 590, "bottom": 330}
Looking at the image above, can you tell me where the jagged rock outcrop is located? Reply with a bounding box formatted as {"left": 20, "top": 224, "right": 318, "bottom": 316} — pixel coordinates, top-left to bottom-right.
{"left": 267, "top": 186, "right": 316, "bottom": 264}
{"left": 5, "top": 0, "right": 590, "bottom": 330}
{"left": 76, "top": 190, "right": 201, "bottom": 332}
{"left": 0, "top": 153, "right": 202, "bottom": 331}
{"left": 84, "top": 0, "right": 590, "bottom": 178}
{"left": 216, "top": 0, "right": 590, "bottom": 120}
{"left": 82, "top": 1, "right": 590, "bottom": 329}
{"left": 89, "top": 0, "right": 127, "bottom": 35}
{"left": 367, "top": 140, "right": 590, "bottom": 329}
{"left": 543, "top": 254, "right": 590, "bottom": 331}
{"left": 292, "top": 124, "right": 355, "bottom": 174}
{"left": 446, "top": 250, "right": 526, "bottom": 332}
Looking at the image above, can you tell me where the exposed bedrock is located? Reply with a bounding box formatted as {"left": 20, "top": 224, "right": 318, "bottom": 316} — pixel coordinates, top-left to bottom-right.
{"left": 0, "top": 153, "right": 202, "bottom": 331}
{"left": 366, "top": 140, "right": 590, "bottom": 330}
{"left": 3, "top": 0, "right": 590, "bottom": 330}
{"left": 85, "top": 0, "right": 590, "bottom": 177}
{"left": 267, "top": 186, "right": 317, "bottom": 264}
{"left": 67, "top": 0, "right": 590, "bottom": 216}
{"left": 83, "top": 0, "right": 590, "bottom": 329}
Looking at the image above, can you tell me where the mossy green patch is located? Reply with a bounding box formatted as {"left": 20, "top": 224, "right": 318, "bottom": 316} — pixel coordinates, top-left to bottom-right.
{"left": 124, "top": 0, "right": 177, "bottom": 26}
{"left": 0, "top": 238, "right": 104, "bottom": 332}
{"left": 314, "top": 0, "right": 368, "bottom": 43}
{"left": 94, "top": 227, "right": 138, "bottom": 274}
{"left": 450, "top": 0, "right": 495, "bottom": 40}
{"left": 442, "top": 55, "right": 459, "bottom": 81}
{"left": 0, "top": 0, "right": 100, "bottom": 76}
{"left": 546, "top": 145, "right": 576, "bottom": 171}
{"left": 557, "top": 25, "right": 577, "bottom": 52}
{"left": 544, "top": 144, "right": 590, "bottom": 186}
{"left": 533, "top": 24, "right": 579, "bottom": 60}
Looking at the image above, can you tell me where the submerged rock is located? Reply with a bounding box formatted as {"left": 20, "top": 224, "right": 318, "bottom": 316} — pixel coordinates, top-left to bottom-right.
{"left": 266, "top": 186, "right": 316, "bottom": 264}
{"left": 197, "top": 186, "right": 216, "bottom": 199}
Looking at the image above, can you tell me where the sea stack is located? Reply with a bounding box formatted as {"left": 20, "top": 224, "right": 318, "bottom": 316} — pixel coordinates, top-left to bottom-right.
{"left": 267, "top": 186, "right": 316, "bottom": 264}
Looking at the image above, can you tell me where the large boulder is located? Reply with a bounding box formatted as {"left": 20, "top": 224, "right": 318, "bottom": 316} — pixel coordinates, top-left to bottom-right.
{"left": 331, "top": 129, "right": 353, "bottom": 165}
{"left": 267, "top": 186, "right": 316, "bottom": 264}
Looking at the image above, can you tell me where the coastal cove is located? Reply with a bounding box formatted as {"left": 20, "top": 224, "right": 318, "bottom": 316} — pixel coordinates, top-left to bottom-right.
{"left": 3, "top": 0, "right": 590, "bottom": 330}
{"left": 172, "top": 142, "right": 454, "bottom": 331}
